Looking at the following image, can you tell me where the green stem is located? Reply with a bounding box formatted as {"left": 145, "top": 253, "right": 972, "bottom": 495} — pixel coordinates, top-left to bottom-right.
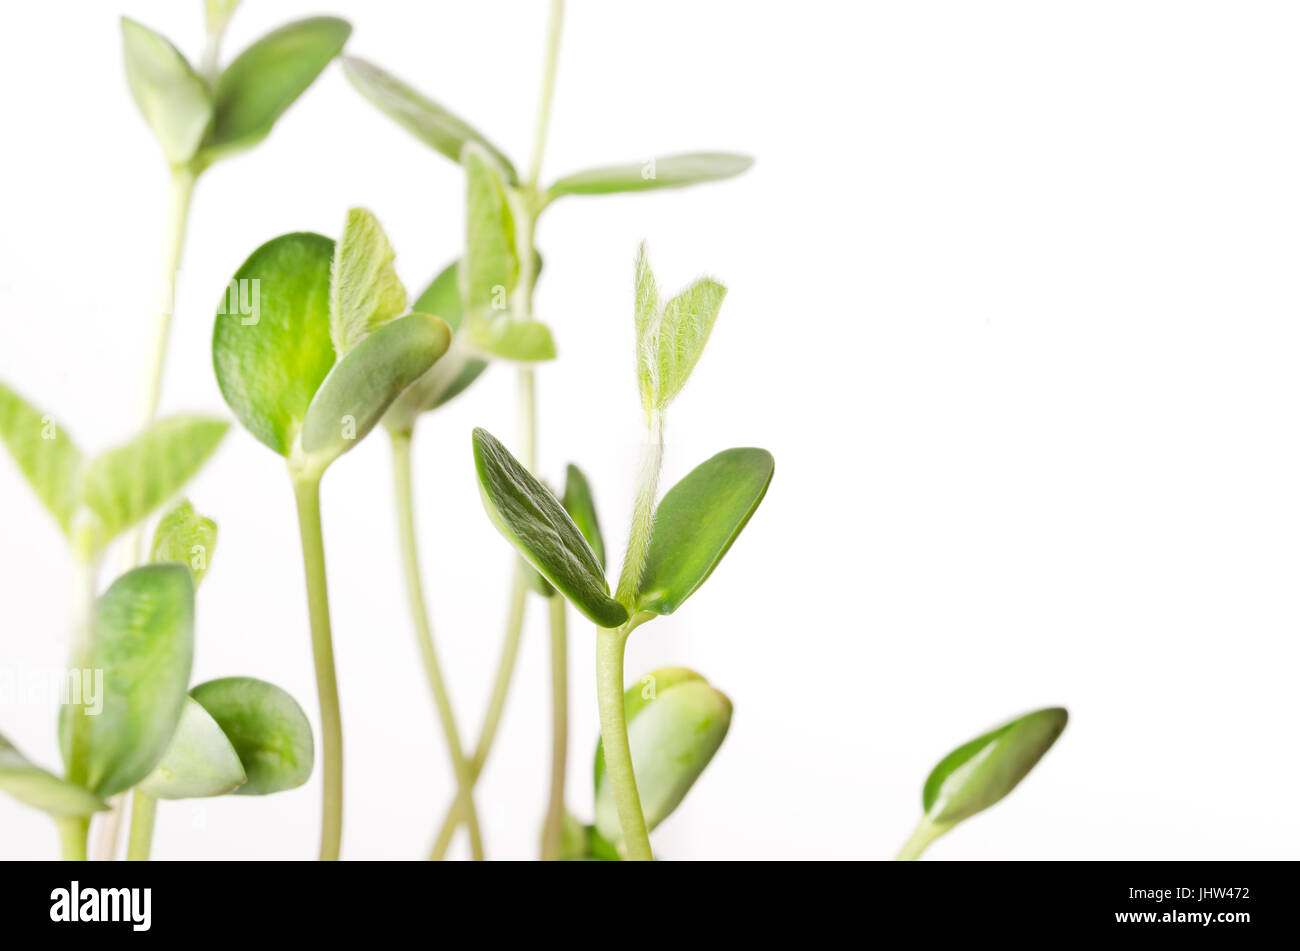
{"left": 126, "top": 791, "right": 157, "bottom": 861}
{"left": 65, "top": 557, "right": 98, "bottom": 791}
{"left": 58, "top": 817, "right": 89, "bottom": 861}
{"left": 614, "top": 413, "right": 663, "bottom": 606}
{"left": 595, "top": 625, "right": 652, "bottom": 860}
{"left": 292, "top": 473, "right": 344, "bottom": 861}
{"left": 527, "top": 0, "right": 565, "bottom": 191}
{"left": 391, "top": 431, "right": 484, "bottom": 861}
{"left": 895, "top": 816, "right": 945, "bottom": 861}
{"left": 540, "top": 594, "right": 568, "bottom": 860}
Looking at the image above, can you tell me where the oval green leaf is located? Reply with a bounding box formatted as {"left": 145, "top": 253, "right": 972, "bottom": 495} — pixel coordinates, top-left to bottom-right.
{"left": 300, "top": 313, "right": 452, "bottom": 462}
{"left": 465, "top": 314, "right": 556, "bottom": 363}
{"left": 472, "top": 428, "right": 627, "bottom": 627}
{"left": 0, "top": 380, "right": 82, "bottom": 537}
{"left": 203, "top": 17, "right": 351, "bottom": 160}
{"left": 563, "top": 464, "right": 605, "bottom": 570}
{"left": 150, "top": 499, "right": 218, "bottom": 588}
{"left": 636, "top": 448, "right": 774, "bottom": 616}
{"left": 462, "top": 144, "right": 518, "bottom": 318}
{"left": 79, "top": 416, "right": 227, "bottom": 551}
{"left": 137, "top": 698, "right": 246, "bottom": 799}
{"left": 0, "top": 732, "right": 105, "bottom": 817}
{"left": 213, "top": 232, "right": 337, "bottom": 456}
{"left": 190, "top": 677, "right": 314, "bottom": 795}
{"left": 342, "top": 56, "right": 516, "bottom": 182}
{"left": 593, "top": 670, "right": 732, "bottom": 847}
{"left": 547, "top": 152, "right": 753, "bottom": 198}
{"left": 922, "top": 707, "right": 1068, "bottom": 827}
{"left": 121, "top": 18, "right": 213, "bottom": 165}
{"left": 330, "top": 207, "right": 408, "bottom": 357}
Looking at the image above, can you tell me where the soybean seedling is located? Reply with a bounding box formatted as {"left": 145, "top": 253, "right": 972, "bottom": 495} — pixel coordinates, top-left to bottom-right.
{"left": 471, "top": 246, "right": 774, "bottom": 859}
{"left": 896, "top": 707, "right": 1069, "bottom": 860}
{"left": 213, "top": 210, "right": 453, "bottom": 860}
{"left": 344, "top": 0, "right": 753, "bottom": 859}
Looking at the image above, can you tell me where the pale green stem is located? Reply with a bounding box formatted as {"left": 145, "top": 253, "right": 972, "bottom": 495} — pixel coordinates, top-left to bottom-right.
{"left": 528, "top": 1, "right": 564, "bottom": 188}
{"left": 126, "top": 791, "right": 157, "bottom": 861}
{"left": 539, "top": 593, "right": 568, "bottom": 860}
{"left": 391, "top": 431, "right": 484, "bottom": 861}
{"left": 58, "top": 817, "right": 89, "bottom": 862}
{"left": 895, "top": 816, "right": 946, "bottom": 861}
{"left": 292, "top": 474, "right": 344, "bottom": 861}
{"left": 595, "top": 624, "right": 652, "bottom": 861}
{"left": 65, "top": 556, "right": 98, "bottom": 791}
{"left": 614, "top": 414, "right": 663, "bottom": 606}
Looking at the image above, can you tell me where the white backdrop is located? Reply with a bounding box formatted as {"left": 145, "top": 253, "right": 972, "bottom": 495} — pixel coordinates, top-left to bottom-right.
{"left": 2, "top": 0, "right": 1299, "bottom": 860}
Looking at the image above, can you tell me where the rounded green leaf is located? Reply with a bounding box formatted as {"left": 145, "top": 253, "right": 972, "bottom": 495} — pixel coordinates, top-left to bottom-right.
{"left": 342, "top": 56, "right": 517, "bottom": 181}
{"left": 213, "top": 232, "right": 337, "bottom": 456}
{"left": 137, "top": 698, "right": 246, "bottom": 799}
{"left": 593, "top": 670, "right": 732, "bottom": 847}
{"left": 547, "top": 152, "right": 753, "bottom": 198}
{"left": 0, "top": 380, "right": 82, "bottom": 537}
{"left": 0, "top": 732, "right": 105, "bottom": 817}
{"left": 465, "top": 315, "right": 556, "bottom": 363}
{"left": 190, "top": 677, "right": 314, "bottom": 795}
{"left": 922, "top": 707, "right": 1068, "bottom": 827}
{"left": 563, "top": 464, "right": 605, "bottom": 570}
{"left": 300, "top": 313, "right": 452, "bottom": 462}
{"left": 121, "top": 18, "right": 213, "bottom": 166}
{"left": 150, "top": 499, "right": 218, "bottom": 588}
{"left": 203, "top": 17, "right": 351, "bottom": 160}
{"left": 472, "top": 428, "right": 627, "bottom": 627}
{"left": 636, "top": 448, "right": 774, "bottom": 616}
{"left": 66, "top": 565, "right": 196, "bottom": 797}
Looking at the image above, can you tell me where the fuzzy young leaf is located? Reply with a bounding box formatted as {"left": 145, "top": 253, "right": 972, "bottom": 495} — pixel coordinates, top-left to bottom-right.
{"left": 62, "top": 565, "right": 195, "bottom": 797}
{"left": 472, "top": 429, "right": 627, "bottom": 627}
{"left": 0, "top": 381, "right": 82, "bottom": 536}
{"left": 0, "top": 732, "right": 105, "bottom": 817}
{"left": 121, "top": 18, "right": 213, "bottom": 166}
{"left": 330, "top": 207, "right": 408, "bottom": 357}
{"left": 548, "top": 152, "right": 753, "bottom": 199}
{"left": 637, "top": 448, "right": 774, "bottom": 616}
{"left": 79, "top": 416, "right": 228, "bottom": 550}
{"left": 300, "top": 313, "right": 451, "bottom": 462}
{"left": 464, "top": 314, "right": 556, "bottom": 363}
{"left": 137, "top": 698, "right": 245, "bottom": 799}
{"left": 150, "top": 499, "right": 217, "bottom": 588}
{"left": 635, "top": 248, "right": 726, "bottom": 413}
{"left": 190, "top": 677, "right": 314, "bottom": 795}
{"left": 342, "top": 56, "right": 516, "bottom": 181}
{"left": 203, "top": 17, "right": 351, "bottom": 160}
{"left": 922, "top": 707, "right": 1068, "bottom": 828}
{"left": 213, "top": 232, "right": 337, "bottom": 456}
{"left": 563, "top": 464, "right": 605, "bottom": 570}
{"left": 462, "top": 145, "right": 518, "bottom": 318}
{"left": 593, "top": 669, "right": 732, "bottom": 847}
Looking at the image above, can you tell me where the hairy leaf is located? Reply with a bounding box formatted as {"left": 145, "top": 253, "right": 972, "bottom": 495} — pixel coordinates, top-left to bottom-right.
{"left": 330, "top": 207, "right": 408, "bottom": 357}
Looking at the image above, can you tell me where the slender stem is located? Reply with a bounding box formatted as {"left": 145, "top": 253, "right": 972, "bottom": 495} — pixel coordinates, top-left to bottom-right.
{"left": 614, "top": 414, "right": 664, "bottom": 606}
{"left": 65, "top": 557, "right": 98, "bottom": 790}
{"left": 126, "top": 791, "right": 157, "bottom": 861}
{"left": 391, "top": 431, "right": 484, "bottom": 861}
{"left": 527, "top": 0, "right": 565, "bottom": 191}
{"left": 292, "top": 474, "right": 344, "bottom": 861}
{"left": 895, "top": 817, "right": 946, "bottom": 861}
{"left": 58, "top": 817, "right": 89, "bottom": 862}
{"left": 595, "top": 625, "right": 652, "bottom": 860}
{"left": 540, "top": 594, "right": 568, "bottom": 859}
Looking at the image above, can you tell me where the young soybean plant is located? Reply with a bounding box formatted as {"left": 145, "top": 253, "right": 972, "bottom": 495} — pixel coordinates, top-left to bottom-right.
{"left": 896, "top": 707, "right": 1068, "bottom": 860}
{"left": 472, "top": 246, "right": 774, "bottom": 860}
{"left": 213, "top": 209, "right": 454, "bottom": 860}
{"left": 344, "top": 0, "right": 753, "bottom": 860}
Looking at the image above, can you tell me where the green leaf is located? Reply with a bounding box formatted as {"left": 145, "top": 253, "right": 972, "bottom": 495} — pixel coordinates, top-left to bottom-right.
{"left": 0, "top": 732, "right": 105, "bottom": 817}
{"left": 0, "top": 381, "right": 82, "bottom": 536}
{"left": 213, "top": 232, "right": 337, "bottom": 456}
{"left": 330, "top": 207, "right": 408, "bottom": 357}
{"left": 922, "top": 707, "right": 1068, "bottom": 827}
{"left": 137, "top": 698, "right": 246, "bottom": 799}
{"left": 472, "top": 428, "right": 627, "bottom": 627}
{"left": 563, "top": 464, "right": 605, "bottom": 570}
{"left": 593, "top": 669, "right": 732, "bottom": 847}
{"left": 150, "top": 499, "right": 217, "bottom": 588}
{"left": 464, "top": 314, "right": 556, "bottom": 363}
{"left": 635, "top": 246, "right": 726, "bottom": 413}
{"left": 300, "top": 313, "right": 452, "bottom": 462}
{"left": 190, "top": 677, "right": 314, "bottom": 795}
{"left": 66, "top": 565, "right": 195, "bottom": 797}
{"left": 120, "top": 18, "right": 213, "bottom": 166}
{"left": 341, "top": 56, "right": 516, "bottom": 181}
{"left": 548, "top": 152, "right": 753, "bottom": 198}
{"left": 203, "top": 17, "right": 351, "bottom": 160}
{"left": 205, "top": 0, "right": 243, "bottom": 36}
{"left": 79, "top": 416, "right": 228, "bottom": 551}
{"left": 637, "top": 448, "right": 774, "bottom": 616}
{"left": 462, "top": 144, "right": 518, "bottom": 318}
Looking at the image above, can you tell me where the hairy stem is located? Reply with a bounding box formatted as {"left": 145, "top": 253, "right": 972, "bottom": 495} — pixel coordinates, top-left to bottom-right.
{"left": 614, "top": 414, "right": 664, "bottom": 607}
{"left": 391, "top": 431, "right": 484, "bottom": 860}
{"left": 126, "top": 791, "right": 157, "bottom": 861}
{"left": 292, "top": 474, "right": 344, "bottom": 861}
{"left": 595, "top": 625, "right": 652, "bottom": 860}
{"left": 540, "top": 594, "right": 568, "bottom": 860}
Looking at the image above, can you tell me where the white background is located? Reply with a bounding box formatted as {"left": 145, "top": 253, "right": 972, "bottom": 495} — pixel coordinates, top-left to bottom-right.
{"left": 2, "top": 0, "right": 1298, "bottom": 861}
